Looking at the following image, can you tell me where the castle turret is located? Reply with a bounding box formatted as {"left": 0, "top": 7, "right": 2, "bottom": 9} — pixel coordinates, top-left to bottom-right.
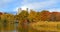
{"left": 17, "top": 8, "right": 22, "bottom": 15}
{"left": 26, "top": 8, "right": 28, "bottom": 11}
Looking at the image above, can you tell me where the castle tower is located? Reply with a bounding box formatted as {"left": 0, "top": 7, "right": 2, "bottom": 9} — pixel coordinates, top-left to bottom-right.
{"left": 26, "top": 8, "right": 28, "bottom": 11}
{"left": 17, "top": 8, "right": 22, "bottom": 15}
{"left": 26, "top": 8, "right": 28, "bottom": 12}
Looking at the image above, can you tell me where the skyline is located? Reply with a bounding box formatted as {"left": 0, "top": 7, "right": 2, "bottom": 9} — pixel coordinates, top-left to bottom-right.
{"left": 0, "top": 0, "right": 60, "bottom": 14}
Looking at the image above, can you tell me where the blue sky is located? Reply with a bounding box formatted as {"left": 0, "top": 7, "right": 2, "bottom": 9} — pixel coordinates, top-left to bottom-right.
{"left": 0, "top": 0, "right": 60, "bottom": 14}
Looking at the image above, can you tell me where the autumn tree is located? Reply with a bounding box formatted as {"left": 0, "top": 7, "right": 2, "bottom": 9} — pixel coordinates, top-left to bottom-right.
{"left": 55, "top": 12, "right": 60, "bottom": 21}
{"left": 28, "top": 9, "right": 38, "bottom": 22}
{"left": 17, "top": 10, "right": 29, "bottom": 21}
{"left": 50, "top": 12, "right": 60, "bottom": 21}
{"left": 16, "top": 10, "right": 29, "bottom": 32}
{"left": 40, "top": 10, "right": 51, "bottom": 21}
{"left": 0, "top": 13, "right": 15, "bottom": 30}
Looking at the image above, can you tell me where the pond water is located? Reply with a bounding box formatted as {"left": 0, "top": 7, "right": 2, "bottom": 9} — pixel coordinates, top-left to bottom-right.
{"left": 1, "top": 30, "right": 18, "bottom": 32}
{"left": 0, "top": 21, "right": 19, "bottom": 32}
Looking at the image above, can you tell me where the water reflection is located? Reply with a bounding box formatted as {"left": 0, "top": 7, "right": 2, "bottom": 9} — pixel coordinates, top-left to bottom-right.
{"left": 0, "top": 20, "right": 19, "bottom": 32}
{"left": 0, "top": 30, "right": 18, "bottom": 32}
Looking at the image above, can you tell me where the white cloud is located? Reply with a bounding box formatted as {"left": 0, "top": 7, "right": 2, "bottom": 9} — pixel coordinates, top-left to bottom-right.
{"left": 1, "top": 0, "right": 13, "bottom": 3}
{"left": 14, "top": 0, "right": 60, "bottom": 12}
{"left": 2, "top": 0, "right": 10, "bottom": 2}
{"left": 13, "top": 7, "right": 19, "bottom": 12}
{"left": 0, "top": 11, "right": 4, "bottom": 12}
{"left": 0, "top": 0, "right": 14, "bottom": 7}
{"left": 48, "top": 8, "right": 60, "bottom": 12}
{"left": 21, "top": 0, "right": 57, "bottom": 11}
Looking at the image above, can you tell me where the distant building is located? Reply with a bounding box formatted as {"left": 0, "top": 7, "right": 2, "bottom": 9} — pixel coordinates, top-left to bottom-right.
{"left": 17, "top": 8, "right": 29, "bottom": 15}
{"left": 16, "top": 8, "right": 22, "bottom": 15}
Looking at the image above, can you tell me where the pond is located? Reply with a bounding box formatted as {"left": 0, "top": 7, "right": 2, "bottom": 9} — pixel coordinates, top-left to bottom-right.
{"left": 0, "top": 30, "right": 18, "bottom": 32}
{"left": 0, "top": 20, "right": 19, "bottom": 32}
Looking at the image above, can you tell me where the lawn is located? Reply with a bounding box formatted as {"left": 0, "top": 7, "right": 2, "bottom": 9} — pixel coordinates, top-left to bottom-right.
{"left": 29, "top": 21, "right": 60, "bottom": 32}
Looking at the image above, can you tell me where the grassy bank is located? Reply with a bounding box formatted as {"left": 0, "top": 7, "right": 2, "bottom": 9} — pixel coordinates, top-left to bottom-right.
{"left": 29, "top": 21, "right": 60, "bottom": 32}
